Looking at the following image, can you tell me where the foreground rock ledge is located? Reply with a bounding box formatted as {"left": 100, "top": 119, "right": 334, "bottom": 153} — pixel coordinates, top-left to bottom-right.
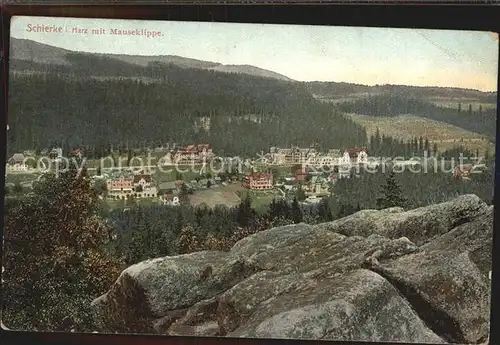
{"left": 91, "top": 194, "right": 492, "bottom": 344}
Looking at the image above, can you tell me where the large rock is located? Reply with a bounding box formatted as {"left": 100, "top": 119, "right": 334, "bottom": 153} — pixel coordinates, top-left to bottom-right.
{"left": 91, "top": 195, "right": 493, "bottom": 343}
{"left": 365, "top": 206, "right": 493, "bottom": 344}
{"left": 316, "top": 194, "right": 489, "bottom": 245}
{"left": 91, "top": 251, "right": 262, "bottom": 331}
{"left": 227, "top": 269, "right": 444, "bottom": 343}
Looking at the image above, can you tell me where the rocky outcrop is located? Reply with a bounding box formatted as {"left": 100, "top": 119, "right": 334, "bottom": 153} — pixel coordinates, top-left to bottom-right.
{"left": 315, "top": 194, "right": 489, "bottom": 246}
{"left": 92, "top": 194, "right": 493, "bottom": 343}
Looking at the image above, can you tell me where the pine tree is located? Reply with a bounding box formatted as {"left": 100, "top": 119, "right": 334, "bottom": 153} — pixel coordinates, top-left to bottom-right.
{"left": 376, "top": 171, "right": 408, "bottom": 210}
{"left": 291, "top": 197, "right": 303, "bottom": 224}
{"left": 418, "top": 136, "right": 424, "bottom": 155}
{"left": 127, "top": 149, "right": 133, "bottom": 167}
{"left": 237, "top": 194, "right": 254, "bottom": 228}
{"left": 178, "top": 183, "right": 190, "bottom": 206}
{"left": 176, "top": 224, "right": 200, "bottom": 254}
{"left": 296, "top": 185, "right": 306, "bottom": 202}
{"left": 317, "top": 198, "right": 333, "bottom": 222}
{"left": 336, "top": 202, "right": 356, "bottom": 218}
{"left": 424, "top": 138, "right": 430, "bottom": 157}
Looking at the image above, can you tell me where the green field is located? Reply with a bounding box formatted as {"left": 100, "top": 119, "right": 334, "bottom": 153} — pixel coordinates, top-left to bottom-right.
{"left": 5, "top": 173, "right": 40, "bottom": 184}
{"left": 105, "top": 197, "right": 160, "bottom": 210}
{"left": 236, "top": 188, "right": 284, "bottom": 214}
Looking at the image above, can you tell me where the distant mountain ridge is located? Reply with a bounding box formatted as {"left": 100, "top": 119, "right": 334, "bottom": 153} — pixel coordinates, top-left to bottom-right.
{"left": 10, "top": 38, "right": 496, "bottom": 97}
{"left": 9, "top": 38, "right": 292, "bottom": 81}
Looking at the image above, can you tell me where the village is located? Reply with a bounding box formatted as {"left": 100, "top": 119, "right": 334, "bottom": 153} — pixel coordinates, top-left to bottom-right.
{"left": 4, "top": 142, "right": 484, "bottom": 210}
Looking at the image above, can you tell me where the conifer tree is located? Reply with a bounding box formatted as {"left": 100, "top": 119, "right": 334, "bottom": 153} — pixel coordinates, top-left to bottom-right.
{"left": 178, "top": 183, "right": 190, "bottom": 206}
{"left": 291, "top": 197, "right": 303, "bottom": 224}
{"left": 376, "top": 170, "right": 408, "bottom": 210}
{"left": 237, "top": 194, "right": 255, "bottom": 228}
{"left": 317, "top": 197, "right": 333, "bottom": 222}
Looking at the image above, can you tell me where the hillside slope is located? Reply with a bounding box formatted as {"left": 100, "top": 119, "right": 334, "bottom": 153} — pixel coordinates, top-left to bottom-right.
{"left": 337, "top": 93, "right": 497, "bottom": 140}
{"left": 348, "top": 113, "right": 495, "bottom": 153}
{"left": 9, "top": 38, "right": 291, "bottom": 81}
{"left": 7, "top": 56, "right": 366, "bottom": 156}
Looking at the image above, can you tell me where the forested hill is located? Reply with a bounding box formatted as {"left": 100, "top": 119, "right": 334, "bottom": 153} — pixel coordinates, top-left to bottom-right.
{"left": 9, "top": 38, "right": 291, "bottom": 81}
{"left": 336, "top": 93, "right": 497, "bottom": 139}
{"left": 305, "top": 81, "right": 497, "bottom": 103}
{"left": 7, "top": 56, "right": 367, "bottom": 156}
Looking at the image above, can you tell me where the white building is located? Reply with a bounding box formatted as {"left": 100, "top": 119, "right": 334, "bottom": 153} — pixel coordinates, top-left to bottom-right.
{"left": 338, "top": 151, "right": 352, "bottom": 166}
{"left": 339, "top": 149, "right": 368, "bottom": 165}
{"left": 163, "top": 195, "right": 180, "bottom": 206}
{"left": 6, "top": 153, "right": 28, "bottom": 171}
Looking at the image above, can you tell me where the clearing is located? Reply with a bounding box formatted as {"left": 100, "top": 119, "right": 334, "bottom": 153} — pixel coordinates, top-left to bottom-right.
{"left": 189, "top": 183, "right": 243, "bottom": 209}
{"left": 347, "top": 113, "right": 495, "bottom": 154}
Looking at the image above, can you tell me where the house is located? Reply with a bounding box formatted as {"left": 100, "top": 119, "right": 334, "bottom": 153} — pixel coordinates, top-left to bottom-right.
{"left": 71, "top": 148, "right": 84, "bottom": 158}
{"left": 243, "top": 172, "right": 274, "bottom": 190}
{"left": 190, "top": 180, "right": 199, "bottom": 189}
{"left": 162, "top": 194, "right": 180, "bottom": 206}
{"left": 453, "top": 164, "right": 474, "bottom": 180}
{"left": 269, "top": 146, "right": 316, "bottom": 165}
{"left": 131, "top": 173, "right": 156, "bottom": 197}
{"left": 23, "top": 150, "right": 36, "bottom": 157}
{"left": 133, "top": 174, "right": 153, "bottom": 188}
{"left": 328, "top": 149, "right": 342, "bottom": 157}
{"left": 106, "top": 177, "right": 134, "bottom": 195}
{"left": 295, "top": 169, "right": 309, "bottom": 183}
{"left": 340, "top": 148, "right": 368, "bottom": 165}
{"left": 49, "top": 148, "right": 63, "bottom": 160}
{"left": 158, "top": 152, "right": 173, "bottom": 166}
{"left": 135, "top": 186, "right": 158, "bottom": 199}
{"left": 328, "top": 174, "right": 338, "bottom": 184}
{"left": 7, "top": 153, "right": 28, "bottom": 171}
{"left": 158, "top": 181, "right": 178, "bottom": 194}
{"left": 172, "top": 143, "right": 214, "bottom": 165}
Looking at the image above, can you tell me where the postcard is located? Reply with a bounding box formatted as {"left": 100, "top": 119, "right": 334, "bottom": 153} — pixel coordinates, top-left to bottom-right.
{"left": 2, "top": 16, "right": 497, "bottom": 344}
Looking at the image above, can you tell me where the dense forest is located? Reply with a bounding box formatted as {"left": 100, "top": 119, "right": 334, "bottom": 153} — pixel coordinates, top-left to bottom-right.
{"left": 8, "top": 55, "right": 367, "bottom": 156}
{"left": 336, "top": 93, "right": 497, "bottom": 139}
{"left": 305, "top": 81, "right": 497, "bottom": 102}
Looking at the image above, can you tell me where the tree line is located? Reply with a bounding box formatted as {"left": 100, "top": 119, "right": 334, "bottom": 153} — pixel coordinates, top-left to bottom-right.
{"left": 367, "top": 127, "right": 490, "bottom": 161}
{"left": 336, "top": 93, "right": 496, "bottom": 139}
{"left": 8, "top": 57, "right": 367, "bottom": 157}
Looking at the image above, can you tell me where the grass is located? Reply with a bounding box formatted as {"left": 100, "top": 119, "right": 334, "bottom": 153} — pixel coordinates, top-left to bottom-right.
{"left": 253, "top": 164, "right": 293, "bottom": 177}
{"left": 5, "top": 173, "right": 40, "bottom": 184}
{"left": 347, "top": 113, "right": 495, "bottom": 154}
{"left": 237, "top": 188, "right": 283, "bottom": 214}
{"left": 105, "top": 197, "right": 160, "bottom": 210}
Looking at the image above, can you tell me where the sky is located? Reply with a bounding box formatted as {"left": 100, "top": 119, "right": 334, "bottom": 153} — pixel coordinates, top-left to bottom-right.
{"left": 10, "top": 16, "right": 499, "bottom": 92}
